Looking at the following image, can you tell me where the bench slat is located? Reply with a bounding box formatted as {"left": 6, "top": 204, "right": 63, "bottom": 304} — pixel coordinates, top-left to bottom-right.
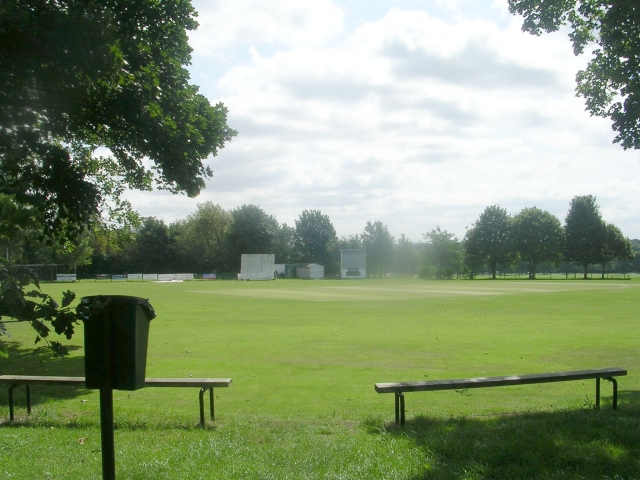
{"left": 375, "top": 368, "right": 627, "bottom": 393}
{"left": 0, "top": 375, "right": 232, "bottom": 388}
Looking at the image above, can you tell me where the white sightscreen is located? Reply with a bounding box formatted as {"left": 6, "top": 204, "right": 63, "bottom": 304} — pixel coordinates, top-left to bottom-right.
{"left": 241, "top": 254, "right": 276, "bottom": 281}
{"left": 341, "top": 249, "right": 366, "bottom": 279}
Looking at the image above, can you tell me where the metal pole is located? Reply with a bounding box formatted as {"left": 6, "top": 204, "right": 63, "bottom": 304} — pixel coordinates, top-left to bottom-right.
{"left": 100, "top": 387, "right": 116, "bottom": 480}
{"left": 99, "top": 306, "right": 116, "bottom": 480}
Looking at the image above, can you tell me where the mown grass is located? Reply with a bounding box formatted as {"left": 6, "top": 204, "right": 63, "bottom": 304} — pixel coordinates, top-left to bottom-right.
{"left": 1, "top": 278, "right": 639, "bottom": 479}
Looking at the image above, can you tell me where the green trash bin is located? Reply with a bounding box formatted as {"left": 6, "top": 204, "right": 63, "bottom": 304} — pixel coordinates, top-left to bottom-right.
{"left": 80, "top": 296, "right": 156, "bottom": 391}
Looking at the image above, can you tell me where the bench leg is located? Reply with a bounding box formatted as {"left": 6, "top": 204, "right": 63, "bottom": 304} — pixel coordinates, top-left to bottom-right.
{"left": 596, "top": 378, "right": 600, "bottom": 409}
{"left": 605, "top": 377, "right": 618, "bottom": 410}
{"left": 8, "top": 386, "right": 15, "bottom": 421}
{"left": 209, "top": 387, "right": 214, "bottom": 420}
{"left": 199, "top": 387, "right": 206, "bottom": 427}
{"left": 26, "top": 385, "right": 31, "bottom": 415}
{"left": 394, "top": 393, "right": 400, "bottom": 424}
{"left": 394, "top": 393, "right": 406, "bottom": 426}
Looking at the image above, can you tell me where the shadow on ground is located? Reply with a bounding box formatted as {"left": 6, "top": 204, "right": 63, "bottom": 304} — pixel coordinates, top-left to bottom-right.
{"left": 0, "top": 339, "right": 88, "bottom": 417}
{"left": 368, "top": 394, "right": 640, "bottom": 480}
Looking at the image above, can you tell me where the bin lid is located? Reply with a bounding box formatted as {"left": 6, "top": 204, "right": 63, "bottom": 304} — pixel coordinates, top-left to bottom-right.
{"left": 79, "top": 295, "right": 156, "bottom": 320}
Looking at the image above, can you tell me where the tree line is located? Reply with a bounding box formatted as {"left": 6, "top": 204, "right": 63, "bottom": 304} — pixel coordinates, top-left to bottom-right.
{"left": 2, "top": 195, "right": 635, "bottom": 280}
{"left": 423, "top": 196, "right": 635, "bottom": 280}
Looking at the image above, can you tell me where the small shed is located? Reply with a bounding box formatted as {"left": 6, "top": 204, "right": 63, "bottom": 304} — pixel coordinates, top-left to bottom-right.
{"left": 296, "top": 263, "right": 325, "bottom": 280}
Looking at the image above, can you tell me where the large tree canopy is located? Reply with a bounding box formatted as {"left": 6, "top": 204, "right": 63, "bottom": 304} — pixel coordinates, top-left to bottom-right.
{"left": 509, "top": 0, "right": 640, "bottom": 149}
{"left": 0, "top": 0, "right": 235, "bottom": 353}
{"left": 512, "top": 207, "right": 564, "bottom": 279}
{"left": 0, "top": 0, "right": 236, "bottom": 240}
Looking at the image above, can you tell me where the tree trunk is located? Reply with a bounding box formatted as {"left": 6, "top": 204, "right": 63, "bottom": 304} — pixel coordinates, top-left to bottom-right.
{"left": 583, "top": 264, "right": 588, "bottom": 280}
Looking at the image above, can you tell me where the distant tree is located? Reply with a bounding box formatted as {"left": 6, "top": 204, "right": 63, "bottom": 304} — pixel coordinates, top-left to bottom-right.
{"left": 595, "top": 223, "right": 633, "bottom": 279}
{"left": 564, "top": 195, "right": 606, "bottom": 279}
{"left": 295, "top": 210, "right": 337, "bottom": 274}
{"left": 509, "top": 0, "right": 640, "bottom": 150}
{"left": 464, "top": 205, "right": 515, "bottom": 279}
{"left": 173, "top": 202, "right": 231, "bottom": 273}
{"left": 362, "top": 221, "right": 394, "bottom": 277}
{"left": 130, "top": 217, "right": 175, "bottom": 273}
{"left": 273, "top": 223, "right": 298, "bottom": 265}
{"left": 421, "top": 227, "right": 462, "bottom": 279}
{"left": 224, "top": 205, "right": 278, "bottom": 272}
{"left": 512, "top": 207, "right": 564, "bottom": 279}
{"left": 393, "top": 234, "right": 418, "bottom": 277}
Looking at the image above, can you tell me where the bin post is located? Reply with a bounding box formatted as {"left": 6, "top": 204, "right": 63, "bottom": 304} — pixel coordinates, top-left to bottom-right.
{"left": 80, "top": 295, "right": 155, "bottom": 480}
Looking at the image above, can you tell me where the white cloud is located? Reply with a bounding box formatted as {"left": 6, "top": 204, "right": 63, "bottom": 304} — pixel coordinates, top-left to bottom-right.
{"left": 127, "top": 2, "right": 640, "bottom": 241}
{"left": 188, "top": 0, "right": 344, "bottom": 56}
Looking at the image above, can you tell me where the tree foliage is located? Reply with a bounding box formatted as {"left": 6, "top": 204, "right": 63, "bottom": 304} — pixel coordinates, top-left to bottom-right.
{"left": 595, "top": 222, "right": 633, "bottom": 278}
{"left": 362, "top": 221, "right": 394, "bottom": 278}
{"left": 512, "top": 207, "right": 564, "bottom": 278}
{"left": 172, "top": 202, "right": 231, "bottom": 273}
{"left": 0, "top": 0, "right": 236, "bottom": 352}
{"left": 225, "top": 205, "right": 278, "bottom": 272}
{"left": 0, "top": 0, "right": 236, "bottom": 242}
{"left": 295, "top": 210, "right": 337, "bottom": 273}
{"left": 563, "top": 195, "right": 605, "bottom": 278}
{"left": 464, "top": 205, "right": 515, "bottom": 279}
{"left": 509, "top": 0, "right": 640, "bottom": 149}
{"left": 421, "top": 227, "right": 462, "bottom": 279}
{"left": 393, "top": 234, "right": 418, "bottom": 277}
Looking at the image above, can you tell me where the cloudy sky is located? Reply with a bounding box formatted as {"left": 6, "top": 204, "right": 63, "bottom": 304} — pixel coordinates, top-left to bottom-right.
{"left": 125, "top": 0, "right": 640, "bottom": 241}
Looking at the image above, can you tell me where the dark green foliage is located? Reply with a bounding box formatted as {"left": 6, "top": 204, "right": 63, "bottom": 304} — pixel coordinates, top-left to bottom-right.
{"left": 0, "top": 266, "right": 79, "bottom": 355}
{"left": 421, "top": 226, "right": 462, "bottom": 279}
{"left": 464, "top": 205, "right": 516, "bottom": 279}
{"left": 512, "top": 207, "right": 564, "bottom": 279}
{"left": 225, "top": 205, "right": 278, "bottom": 272}
{"left": 595, "top": 223, "right": 633, "bottom": 279}
{"left": 563, "top": 195, "right": 605, "bottom": 278}
{"left": 0, "top": 0, "right": 236, "bottom": 242}
{"left": 509, "top": 0, "right": 640, "bottom": 149}
{"left": 0, "top": 0, "right": 235, "bottom": 347}
{"left": 295, "top": 210, "right": 337, "bottom": 273}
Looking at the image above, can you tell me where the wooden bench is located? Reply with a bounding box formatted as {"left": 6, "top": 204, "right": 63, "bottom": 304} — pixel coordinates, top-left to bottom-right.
{"left": 375, "top": 367, "right": 627, "bottom": 425}
{"left": 0, "top": 375, "right": 232, "bottom": 427}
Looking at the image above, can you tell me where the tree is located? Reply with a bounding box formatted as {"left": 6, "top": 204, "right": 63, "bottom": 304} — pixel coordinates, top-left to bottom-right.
{"left": 1, "top": 1, "right": 236, "bottom": 241}
{"left": 421, "top": 227, "right": 462, "bottom": 279}
{"left": 172, "top": 202, "right": 231, "bottom": 273}
{"left": 508, "top": 0, "right": 640, "bottom": 149}
{"left": 512, "top": 207, "right": 564, "bottom": 279}
{"left": 595, "top": 223, "right": 633, "bottom": 278}
{"left": 564, "top": 195, "right": 605, "bottom": 279}
{"left": 130, "top": 217, "right": 175, "bottom": 274}
{"left": 295, "top": 210, "right": 337, "bottom": 273}
{"left": 0, "top": 0, "right": 236, "bottom": 352}
{"left": 464, "top": 205, "right": 516, "bottom": 279}
{"left": 393, "top": 234, "right": 418, "bottom": 277}
{"left": 361, "top": 221, "right": 394, "bottom": 278}
{"left": 273, "top": 223, "right": 298, "bottom": 265}
{"left": 224, "top": 205, "right": 278, "bottom": 272}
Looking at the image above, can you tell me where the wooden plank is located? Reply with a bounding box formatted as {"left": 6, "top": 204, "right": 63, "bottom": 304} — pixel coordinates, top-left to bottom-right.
{"left": 0, "top": 375, "right": 232, "bottom": 388}
{"left": 375, "top": 368, "right": 627, "bottom": 393}
{"left": 145, "top": 378, "right": 232, "bottom": 388}
{"left": 0, "top": 375, "right": 84, "bottom": 386}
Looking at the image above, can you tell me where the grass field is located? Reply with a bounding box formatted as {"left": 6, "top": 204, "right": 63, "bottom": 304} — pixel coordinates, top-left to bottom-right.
{"left": 1, "top": 278, "right": 639, "bottom": 479}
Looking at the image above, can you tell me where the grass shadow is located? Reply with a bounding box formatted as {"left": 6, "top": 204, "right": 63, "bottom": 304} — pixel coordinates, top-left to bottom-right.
{"left": 367, "top": 400, "right": 640, "bottom": 479}
{"left": 0, "top": 339, "right": 89, "bottom": 417}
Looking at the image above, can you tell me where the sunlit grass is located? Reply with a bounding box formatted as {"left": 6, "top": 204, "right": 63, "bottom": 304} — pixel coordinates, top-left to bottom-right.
{"left": 1, "top": 278, "right": 639, "bottom": 478}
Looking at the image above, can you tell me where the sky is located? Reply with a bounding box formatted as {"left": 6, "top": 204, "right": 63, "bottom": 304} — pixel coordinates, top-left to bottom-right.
{"left": 124, "top": 0, "right": 640, "bottom": 242}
